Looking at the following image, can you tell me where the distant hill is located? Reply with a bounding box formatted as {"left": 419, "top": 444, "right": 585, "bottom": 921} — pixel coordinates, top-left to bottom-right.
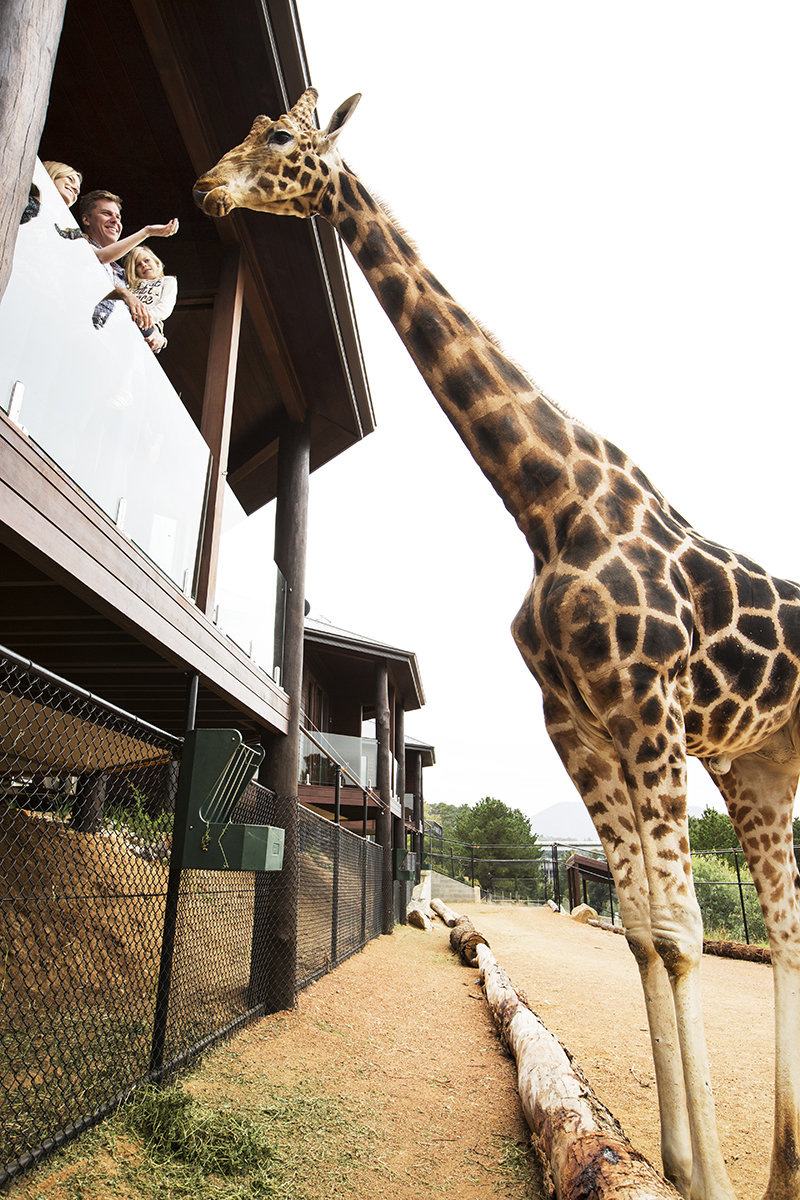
{"left": 530, "top": 800, "right": 705, "bottom": 844}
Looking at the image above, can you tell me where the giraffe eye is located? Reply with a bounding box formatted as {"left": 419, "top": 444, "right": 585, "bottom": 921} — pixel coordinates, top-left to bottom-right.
{"left": 270, "top": 130, "right": 294, "bottom": 147}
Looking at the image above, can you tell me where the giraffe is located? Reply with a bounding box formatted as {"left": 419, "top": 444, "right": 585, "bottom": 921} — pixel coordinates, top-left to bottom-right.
{"left": 194, "top": 90, "right": 800, "bottom": 1200}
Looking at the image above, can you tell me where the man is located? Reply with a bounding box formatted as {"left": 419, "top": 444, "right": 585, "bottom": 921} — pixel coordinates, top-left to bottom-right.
{"left": 78, "top": 189, "right": 178, "bottom": 330}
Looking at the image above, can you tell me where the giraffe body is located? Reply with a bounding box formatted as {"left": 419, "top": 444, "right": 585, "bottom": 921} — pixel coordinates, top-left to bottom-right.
{"left": 194, "top": 90, "right": 800, "bottom": 1200}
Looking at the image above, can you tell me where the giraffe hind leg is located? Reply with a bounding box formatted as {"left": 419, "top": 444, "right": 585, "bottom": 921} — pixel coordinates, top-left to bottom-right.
{"left": 704, "top": 745, "right": 800, "bottom": 1200}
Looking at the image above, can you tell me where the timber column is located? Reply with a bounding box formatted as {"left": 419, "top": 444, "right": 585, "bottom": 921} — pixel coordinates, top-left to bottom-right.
{"left": 375, "top": 660, "right": 393, "bottom": 934}
{"left": 250, "top": 411, "right": 310, "bottom": 1011}
{"left": 412, "top": 750, "right": 424, "bottom": 883}
{"left": 0, "top": 0, "right": 67, "bottom": 305}
{"left": 394, "top": 703, "right": 406, "bottom": 924}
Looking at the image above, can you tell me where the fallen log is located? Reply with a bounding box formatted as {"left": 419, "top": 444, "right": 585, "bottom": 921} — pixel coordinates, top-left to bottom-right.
{"left": 588, "top": 918, "right": 626, "bottom": 936}
{"left": 703, "top": 939, "right": 771, "bottom": 964}
{"left": 476, "top": 943, "right": 679, "bottom": 1199}
{"left": 449, "top": 915, "right": 489, "bottom": 965}
{"left": 406, "top": 901, "right": 433, "bottom": 932}
{"left": 430, "top": 898, "right": 459, "bottom": 927}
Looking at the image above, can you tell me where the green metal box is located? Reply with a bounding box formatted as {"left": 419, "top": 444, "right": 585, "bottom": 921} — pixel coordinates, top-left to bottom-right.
{"left": 174, "top": 728, "right": 285, "bottom": 872}
{"left": 393, "top": 848, "right": 416, "bottom": 881}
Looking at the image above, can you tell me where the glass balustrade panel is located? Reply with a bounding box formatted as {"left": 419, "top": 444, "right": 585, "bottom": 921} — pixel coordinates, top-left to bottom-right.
{"left": 0, "top": 162, "right": 210, "bottom": 594}
{"left": 298, "top": 733, "right": 379, "bottom": 788}
{"left": 213, "top": 491, "right": 285, "bottom": 681}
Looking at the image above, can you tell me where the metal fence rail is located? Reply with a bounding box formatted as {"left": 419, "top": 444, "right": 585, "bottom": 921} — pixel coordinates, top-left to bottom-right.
{"left": 0, "top": 648, "right": 383, "bottom": 1185}
{"left": 425, "top": 833, "right": 778, "bottom": 946}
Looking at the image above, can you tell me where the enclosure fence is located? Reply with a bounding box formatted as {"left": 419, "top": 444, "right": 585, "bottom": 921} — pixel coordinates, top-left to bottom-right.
{"left": 425, "top": 831, "right": 776, "bottom": 946}
{"left": 0, "top": 647, "right": 383, "bottom": 1185}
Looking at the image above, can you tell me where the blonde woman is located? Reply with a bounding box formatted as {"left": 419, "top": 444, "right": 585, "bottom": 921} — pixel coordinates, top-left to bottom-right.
{"left": 124, "top": 245, "right": 177, "bottom": 353}
{"left": 43, "top": 161, "right": 82, "bottom": 208}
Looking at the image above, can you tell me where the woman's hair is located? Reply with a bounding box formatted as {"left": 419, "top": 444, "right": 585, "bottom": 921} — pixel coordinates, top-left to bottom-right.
{"left": 42, "top": 161, "right": 83, "bottom": 185}
{"left": 125, "top": 245, "right": 165, "bottom": 290}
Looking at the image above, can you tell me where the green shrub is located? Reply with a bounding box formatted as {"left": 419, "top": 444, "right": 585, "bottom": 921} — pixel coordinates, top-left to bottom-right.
{"left": 691, "top": 853, "right": 767, "bottom": 945}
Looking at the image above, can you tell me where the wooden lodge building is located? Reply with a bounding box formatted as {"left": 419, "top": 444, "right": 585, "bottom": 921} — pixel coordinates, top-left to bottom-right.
{"left": 301, "top": 617, "right": 434, "bottom": 864}
{"left": 0, "top": 0, "right": 432, "bottom": 927}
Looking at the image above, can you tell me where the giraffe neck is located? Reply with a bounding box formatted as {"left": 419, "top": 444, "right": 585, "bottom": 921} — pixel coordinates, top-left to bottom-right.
{"left": 324, "top": 165, "right": 640, "bottom": 569}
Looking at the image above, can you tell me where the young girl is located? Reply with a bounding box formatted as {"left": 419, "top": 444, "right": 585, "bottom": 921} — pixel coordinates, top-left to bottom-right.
{"left": 124, "top": 245, "right": 177, "bottom": 353}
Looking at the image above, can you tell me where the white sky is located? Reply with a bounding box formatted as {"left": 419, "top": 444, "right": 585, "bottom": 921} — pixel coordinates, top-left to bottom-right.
{"left": 261, "top": 2, "right": 800, "bottom": 817}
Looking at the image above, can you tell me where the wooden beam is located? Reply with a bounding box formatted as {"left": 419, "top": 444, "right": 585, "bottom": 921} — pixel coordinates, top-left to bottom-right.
{"left": 0, "top": 0, "right": 67, "bottom": 305}
{"left": 227, "top": 435, "right": 280, "bottom": 491}
{"left": 195, "top": 244, "right": 244, "bottom": 614}
{"left": 130, "top": 0, "right": 306, "bottom": 422}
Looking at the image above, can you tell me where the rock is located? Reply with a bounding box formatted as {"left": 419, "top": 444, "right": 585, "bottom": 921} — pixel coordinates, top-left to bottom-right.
{"left": 570, "top": 903, "right": 598, "bottom": 923}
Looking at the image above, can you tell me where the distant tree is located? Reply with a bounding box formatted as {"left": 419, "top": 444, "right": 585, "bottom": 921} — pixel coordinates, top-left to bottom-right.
{"left": 453, "top": 796, "right": 542, "bottom": 897}
{"left": 687, "top": 807, "right": 738, "bottom": 865}
{"left": 423, "top": 802, "right": 468, "bottom": 843}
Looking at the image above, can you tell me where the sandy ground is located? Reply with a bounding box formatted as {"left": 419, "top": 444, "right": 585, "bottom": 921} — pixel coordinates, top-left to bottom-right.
{"left": 210, "top": 902, "right": 775, "bottom": 1198}
{"left": 11, "top": 902, "right": 775, "bottom": 1199}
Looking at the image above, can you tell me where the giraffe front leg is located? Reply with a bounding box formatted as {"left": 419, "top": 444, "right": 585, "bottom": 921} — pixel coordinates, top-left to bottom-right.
{"left": 618, "top": 719, "right": 737, "bottom": 1200}
{"left": 543, "top": 706, "right": 693, "bottom": 1193}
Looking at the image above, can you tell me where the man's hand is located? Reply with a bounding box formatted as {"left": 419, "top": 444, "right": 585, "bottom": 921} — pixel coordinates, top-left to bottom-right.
{"left": 146, "top": 218, "right": 179, "bottom": 238}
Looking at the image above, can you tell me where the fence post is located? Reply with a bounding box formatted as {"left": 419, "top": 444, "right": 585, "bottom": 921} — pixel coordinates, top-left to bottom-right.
{"left": 331, "top": 770, "right": 341, "bottom": 965}
{"left": 450, "top": 847, "right": 454, "bottom": 878}
{"left": 552, "top": 844, "right": 561, "bottom": 911}
{"left": 471, "top": 845, "right": 475, "bottom": 889}
{"left": 361, "top": 837, "right": 368, "bottom": 945}
{"left": 362, "top": 790, "right": 368, "bottom": 839}
{"left": 733, "top": 847, "right": 750, "bottom": 945}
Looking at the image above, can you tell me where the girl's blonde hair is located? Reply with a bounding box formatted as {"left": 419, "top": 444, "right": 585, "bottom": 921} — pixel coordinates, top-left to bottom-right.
{"left": 125, "top": 245, "right": 165, "bottom": 290}
{"left": 43, "top": 161, "right": 83, "bottom": 185}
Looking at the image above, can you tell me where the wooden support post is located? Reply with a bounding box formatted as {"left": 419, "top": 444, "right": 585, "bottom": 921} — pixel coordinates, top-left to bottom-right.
{"left": 413, "top": 750, "right": 424, "bottom": 884}
{"left": 0, "top": 0, "right": 67, "bottom": 306}
{"left": 394, "top": 703, "right": 406, "bottom": 925}
{"left": 375, "top": 659, "right": 393, "bottom": 934}
{"left": 249, "top": 412, "right": 310, "bottom": 1012}
{"left": 195, "top": 245, "right": 245, "bottom": 613}
{"left": 150, "top": 671, "right": 198, "bottom": 1075}
{"left": 70, "top": 771, "right": 106, "bottom": 833}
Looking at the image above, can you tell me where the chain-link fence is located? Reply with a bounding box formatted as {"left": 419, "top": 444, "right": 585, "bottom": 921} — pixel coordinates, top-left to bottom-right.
{"left": 0, "top": 648, "right": 383, "bottom": 1184}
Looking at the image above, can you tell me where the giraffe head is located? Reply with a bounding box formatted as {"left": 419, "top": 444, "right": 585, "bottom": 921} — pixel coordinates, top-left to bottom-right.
{"left": 193, "top": 88, "right": 360, "bottom": 219}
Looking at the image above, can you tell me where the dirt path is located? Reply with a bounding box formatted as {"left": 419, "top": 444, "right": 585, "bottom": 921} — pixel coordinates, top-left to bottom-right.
{"left": 13, "top": 903, "right": 774, "bottom": 1199}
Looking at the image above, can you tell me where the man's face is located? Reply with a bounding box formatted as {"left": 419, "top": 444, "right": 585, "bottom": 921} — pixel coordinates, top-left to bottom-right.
{"left": 82, "top": 200, "right": 122, "bottom": 247}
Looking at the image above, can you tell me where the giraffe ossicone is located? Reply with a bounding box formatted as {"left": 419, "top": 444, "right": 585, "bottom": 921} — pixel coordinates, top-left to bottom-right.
{"left": 195, "top": 89, "right": 800, "bottom": 1200}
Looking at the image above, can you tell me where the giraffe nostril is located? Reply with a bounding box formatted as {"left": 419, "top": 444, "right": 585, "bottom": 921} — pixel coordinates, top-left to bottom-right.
{"left": 192, "top": 187, "right": 209, "bottom": 209}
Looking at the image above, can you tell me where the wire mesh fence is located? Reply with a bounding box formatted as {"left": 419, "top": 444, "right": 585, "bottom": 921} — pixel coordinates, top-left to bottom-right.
{"left": 424, "top": 831, "right": 779, "bottom": 945}
{"left": 0, "top": 648, "right": 384, "bottom": 1185}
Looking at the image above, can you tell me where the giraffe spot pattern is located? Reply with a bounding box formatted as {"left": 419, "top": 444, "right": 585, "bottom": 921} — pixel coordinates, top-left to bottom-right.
{"left": 200, "top": 106, "right": 800, "bottom": 1044}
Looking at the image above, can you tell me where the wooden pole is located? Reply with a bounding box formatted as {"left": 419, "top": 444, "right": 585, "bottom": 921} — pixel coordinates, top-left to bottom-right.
{"left": 413, "top": 750, "right": 424, "bottom": 883}
{"left": 195, "top": 245, "right": 245, "bottom": 613}
{"left": 0, "top": 0, "right": 67, "bottom": 307}
{"left": 150, "top": 670, "right": 198, "bottom": 1075}
{"left": 375, "top": 659, "right": 393, "bottom": 934}
{"left": 249, "top": 412, "right": 310, "bottom": 1011}
{"left": 394, "top": 703, "right": 406, "bottom": 925}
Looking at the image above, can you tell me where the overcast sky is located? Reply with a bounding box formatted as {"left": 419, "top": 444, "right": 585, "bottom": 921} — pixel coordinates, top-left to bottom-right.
{"left": 258, "top": 2, "right": 800, "bottom": 817}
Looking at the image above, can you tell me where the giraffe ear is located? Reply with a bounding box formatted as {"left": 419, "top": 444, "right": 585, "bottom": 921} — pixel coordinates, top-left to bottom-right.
{"left": 320, "top": 93, "right": 362, "bottom": 148}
